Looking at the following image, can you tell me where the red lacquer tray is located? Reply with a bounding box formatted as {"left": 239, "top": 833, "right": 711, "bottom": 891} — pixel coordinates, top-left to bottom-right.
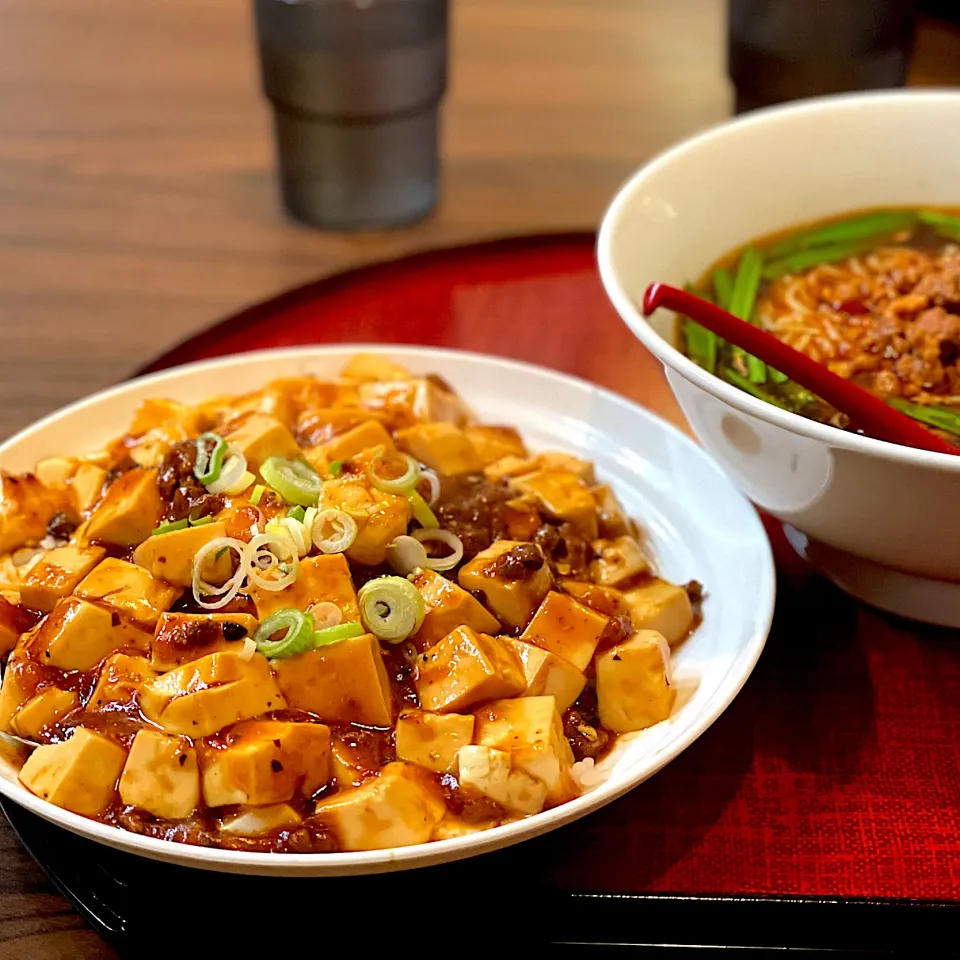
{"left": 5, "top": 234, "right": 959, "bottom": 952}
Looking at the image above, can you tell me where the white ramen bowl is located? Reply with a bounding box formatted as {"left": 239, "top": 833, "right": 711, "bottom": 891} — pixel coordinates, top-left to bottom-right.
{"left": 598, "top": 90, "right": 960, "bottom": 627}
{"left": 0, "top": 346, "right": 773, "bottom": 875}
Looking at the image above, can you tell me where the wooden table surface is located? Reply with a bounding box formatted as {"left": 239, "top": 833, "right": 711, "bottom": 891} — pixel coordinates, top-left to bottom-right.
{"left": 0, "top": 1, "right": 959, "bottom": 956}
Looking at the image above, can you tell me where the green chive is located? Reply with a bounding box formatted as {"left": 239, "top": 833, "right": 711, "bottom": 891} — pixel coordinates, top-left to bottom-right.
{"left": 722, "top": 368, "right": 788, "bottom": 410}
{"left": 329, "top": 460, "right": 344, "bottom": 478}
{"left": 250, "top": 484, "right": 266, "bottom": 506}
{"left": 151, "top": 519, "right": 189, "bottom": 536}
{"left": 728, "top": 247, "right": 766, "bottom": 383}
{"left": 888, "top": 398, "right": 960, "bottom": 438}
{"left": 918, "top": 209, "right": 960, "bottom": 242}
{"left": 189, "top": 515, "right": 215, "bottom": 527}
{"left": 215, "top": 546, "right": 230, "bottom": 560}
{"left": 713, "top": 268, "right": 734, "bottom": 311}
{"left": 287, "top": 505, "right": 306, "bottom": 522}
{"left": 763, "top": 239, "right": 874, "bottom": 280}
{"left": 766, "top": 210, "right": 917, "bottom": 259}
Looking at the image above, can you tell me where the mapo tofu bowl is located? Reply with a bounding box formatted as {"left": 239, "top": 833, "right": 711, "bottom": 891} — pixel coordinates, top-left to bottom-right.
{"left": 598, "top": 90, "right": 960, "bottom": 622}
{"left": 0, "top": 346, "right": 771, "bottom": 874}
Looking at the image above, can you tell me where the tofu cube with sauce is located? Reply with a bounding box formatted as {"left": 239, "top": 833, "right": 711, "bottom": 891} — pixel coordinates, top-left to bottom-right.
{"left": 591, "top": 484, "right": 630, "bottom": 538}
{"left": 150, "top": 613, "right": 259, "bottom": 671}
{"left": 457, "top": 541, "right": 552, "bottom": 629}
{"left": 474, "top": 696, "right": 578, "bottom": 805}
{"left": 0, "top": 595, "right": 24, "bottom": 657}
{"left": 595, "top": 630, "right": 675, "bottom": 733}
{"left": 85, "top": 468, "right": 163, "bottom": 546}
{"left": 221, "top": 803, "right": 303, "bottom": 836}
{"left": 395, "top": 709, "right": 475, "bottom": 773}
{"left": 200, "top": 720, "right": 331, "bottom": 807}
{"left": 30, "top": 597, "right": 152, "bottom": 670}
{"left": 272, "top": 633, "right": 393, "bottom": 727}
{"left": 359, "top": 379, "right": 470, "bottom": 430}
{"left": 503, "top": 638, "right": 585, "bottom": 711}
{"left": 19, "top": 727, "right": 127, "bottom": 817}
{"left": 309, "top": 420, "right": 395, "bottom": 468}
{"left": 132, "top": 521, "right": 233, "bottom": 588}
{"left": 394, "top": 422, "right": 483, "bottom": 475}
{"left": 558, "top": 579, "right": 628, "bottom": 618}
{"left": 119, "top": 730, "right": 199, "bottom": 820}
{"left": 520, "top": 590, "right": 609, "bottom": 672}
{"left": 87, "top": 652, "right": 158, "bottom": 711}
{"left": 318, "top": 478, "right": 413, "bottom": 567}
{"left": 19, "top": 544, "right": 107, "bottom": 613}
{"left": 221, "top": 415, "right": 301, "bottom": 473}
{"left": 139, "top": 651, "right": 286, "bottom": 737}
{"left": 0, "top": 649, "right": 36, "bottom": 732}
{"left": 0, "top": 472, "right": 73, "bottom": 554}
{"left": 70, "top": 463, "right": 108, "bottom": 513}
{"left": 536, "top": 452, "right": 596, "bottom": 484}
{"left": 341, "top": 354, "right": 412, "bottom": 382}
{"left": 75, "top": 558, "right": 181, "bottom": 628}
{"left": 249, "top": 553, "right": 360, "bottom": 623}
{"left": 622, "top": 579, "right": 695, "bottom": 647}
{"left": 414, "top": 626, "right": 525, "bottom": 713}
{"left": 463, "top": 426, "right": 527, "bottom": 467}
{"left": 314, "top": 761, "right": 446, "bottom": 851}
{"left": 12, "top": 687, "right": 79, "bottom": 739}
{"left": 511, "top": 468, "right": 598, "bottom": 540}
{"left": 457, "top": 744, "right": 547, "bottom": 815}
{"left": 409, "top": 567, "right": 500, "bottom": 648}
{"left": 589, "top": 536, "right": 649, "bottom": 588}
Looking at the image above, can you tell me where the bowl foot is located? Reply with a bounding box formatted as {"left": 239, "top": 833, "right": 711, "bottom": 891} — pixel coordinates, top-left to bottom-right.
{"left": 783, "top": 525, "right": 960, "bottom": 628}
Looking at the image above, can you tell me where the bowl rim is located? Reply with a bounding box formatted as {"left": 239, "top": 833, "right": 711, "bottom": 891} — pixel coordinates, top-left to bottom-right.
{"left": 597, "top": 87, "right": 960, "bottom": 472}
{"left": 0, "top": 343, "right": 775, "bottom": 873}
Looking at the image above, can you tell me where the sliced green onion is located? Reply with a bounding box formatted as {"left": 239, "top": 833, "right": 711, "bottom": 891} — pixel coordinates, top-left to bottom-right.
{"left": 329, "top": 460, "right": 344, "bottom": 478}
{"left": 729, "top": 247, "right": 766, "bottom": 384}
{"left": 151, "top": 518, "right": 189, "bottom": 536}
{"left": 769, "top": 369, "right": 789, "bottom": 384}
{"left": 722, "top": 368, "right": 789, "bottom": 410}
{"left": 260, "top": 457, "right": 322, "bottom": 507}
{"left": 287, "top": 505, "right": 306, "bottom": 522}
{"left": 250, "top": 484, "right": 266, "bottom": 506}
{"left": 918, "top": 209, "right": 960, "bottom": 241}
{"left": 713, "top": 268, "right": 734, "bottom": 311}
{"left": 311, "top": 509, "right": 358, "bottom": 554}
{"left": 358, "top": 576, "right": 426, "bottom": 643}
{"left": 312, "top": 622, "right": 364, "bottom": 648}
{"left": 194, "top": 432, "right": 229, "bottom": 486}
{"left": 189, "top": 515, "right": 216, "bottom": 527}
{"left": 762, "top": 239, "right": 872, "bottom": 280}
{"left": 888, "top": 398, "right": 960, "bottom": 438}
{"left": 367, "top": 452, "right": 420, "bottom": 494}
{"left": 409, "top": 490, "right": 439, "bottom": 529}
{"left": 766, "top": 210, "right": 917, "bottom": 259}
{"left": 254, "top": 608, "right": 317, "bottom": 659}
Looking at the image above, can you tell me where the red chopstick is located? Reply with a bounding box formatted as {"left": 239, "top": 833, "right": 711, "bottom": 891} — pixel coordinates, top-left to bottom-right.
{"left": 642, "top": 283, "right": 958, "bottom": 456}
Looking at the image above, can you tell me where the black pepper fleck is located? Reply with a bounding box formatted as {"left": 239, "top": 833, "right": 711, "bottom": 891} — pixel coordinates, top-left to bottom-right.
{"left": 273, "top": 739, "right": 281, "bottom": 748}
{"left": 178, "top": 754, "right": 187, "bottom": 766}
{"left": 110, "top": 612, "right": 120, "bottom": 627}
{"left": 271, "top": 760, "right": 283, "bottom": 773}
{"left": 612, "top": 653, "right": 622, "bottom": 661}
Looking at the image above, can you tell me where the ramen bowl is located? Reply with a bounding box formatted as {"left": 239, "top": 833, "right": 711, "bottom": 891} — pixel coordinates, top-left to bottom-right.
{"left": 598, "top": 90, "right": 960, "bottom": 627}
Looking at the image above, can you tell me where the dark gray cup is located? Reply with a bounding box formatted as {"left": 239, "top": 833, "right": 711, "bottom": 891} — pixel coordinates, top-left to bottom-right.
{"left": 254, "top": 0, "right": 448, "bottom": 231}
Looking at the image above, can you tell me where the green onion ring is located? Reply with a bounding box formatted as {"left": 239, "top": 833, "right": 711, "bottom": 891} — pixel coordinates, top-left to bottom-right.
{"left": 367, "top": 452, "right": 420, "bottom": 495}
{"left": 259, "top": 457, "right": 323, "bottom": 507}
{"left": 254, "top": 608, "right": 317, "bottom": 659}
{"left": 357, "top": 576, "right": 426, "bottom": 643}
{"left": 250, "top": 484, "right": 266, "bottom": 506}
{"left": 312, "top": 622, "right": 364, "bottom": 648}
{"left": 409, "top": 490, "right": 439, "bottom": 529}
{"left": 194, "top": 432, "right": 229, "bottom": 486}
{"left": 311, "top": 508, "right": 358, "bottom": 554}
{"left": 151, "top": 518, "right": 189, "bottom": 536}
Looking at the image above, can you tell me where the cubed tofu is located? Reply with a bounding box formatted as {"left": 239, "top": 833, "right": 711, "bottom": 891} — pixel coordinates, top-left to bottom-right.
{"left": 70, "top": 463, "right": 107, "bottom": 513}
{"left": 150, "top": 613, "right": 259, "bottom": 671}
{"left": 501, "top": 495, "right": 543, "bottom": 542}
{"left": 200, "top": 720, "right": 331, "bottom": 807}
{"left": 31, "top": 597, "right": 152, "bottom": 670}
{"left": 0, "top": 649, "right": 36, "bottom": 732}
{"left": 457, "top": 541, "right": 552, "bottom": 629}
{"left": 319, "top": 478, "right": 412, "bottom": 566}
{"left": 0, "top": 594, "right": 24, "bottom": 657}
{"left": 132, "top": 521, "right": 234, "bottom": 588}
{"left": 249, "top": 553, "right": 360, "bottom": 623}
{"left": 341, "top": 354, "right": 412, "bottom": 382}
{"left": 463, "top": 426, "right": 527, "bottom": 467}
{"left": 591, "top": 484, "right": 630, "bottom": 538}
{"left": 536, "top": 451, "right": 596, "bottom": 484}
{"left": 474, "top": 696, "right": 578, "bottom": 805}
{"left": 309, "top": 420, "right": 395, "bottom": 469}
{"left": 85, "top": 468, "right": 163, "bottom": 546}
{"left": 87, "top": 653, "right": 158, "bottom": 711}
{"left": 394, "top": 422, "right": 482, "bottom": 475}
{"left": 395, "top": 709, "right": 474, "bottom": 774}
{"left": 622, "top": 579, "right": 695, "bottom": 647}
{"left": 457, "top": 744, "right": 547, "bottom": 815}
{"left": 0, "top": 471, "right": 73, "bottom": 553}
{"left": 359, "top": 379, "right": 470, "bottom": 430}
{"left": 76, "top": 558, "right": 181, "bottom": 627}
{"left": 431, "top": 813, "right": 495, "bottom": 840}
{"left": 118, "top": 730, "right": 199, "bottom": 819}
{"left": 482, "top": 455, "right": 539, "bottom": 483}
{"left": 12, "top": 687, "right": 79, "bottom": 739}
{"left": 139, "top": 651, "right": 286, "bottom": 737}
{"left": 520, "top": 590, "right": 609, "bottom": 672}
{"left": 19, "top": 727, "right": 127, "bottom": 816}
{"left": 409, "top": 568, "right": 500, "bottom": 649}
{"left": 511, "top": 468, "right": 598, "bottom": 540}
{"left": 590, "top": 536, "right": 650, "bottom": 588}
{"left": 314, "top": 761, "right": 446, "bottom": 851}
{"left": 128, "top": 401, "right": 207, "bottom": 468}
{"left": 414, "top": 626, "right": 525, "bottom": 713}
{"left": 595, "top": 630, "right": 675, "bottom": 733}
{"left": 19, "top": 544, "right": 106, "bottom": 613}
{"left": 221, "top": 803, "right": 303, "bottom": 836}
{"left": 222, "top": 415, "right": 301, "bottom": 473}
{"left": 503, "top": 638, "right": 586, "bottom": 712}
{"left": 34, "top": 457, "right": 76, "bottom": 488}
{"left": 559, "top": 579, "right": 628, "bottom": 618}
{"left": 272, "top": 633, "right": 392, "bottom": 727}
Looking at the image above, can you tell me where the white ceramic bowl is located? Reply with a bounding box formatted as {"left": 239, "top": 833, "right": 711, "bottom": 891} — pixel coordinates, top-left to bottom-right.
{"left": 0, "top": 346, "right": 773, "bottom": 875}
{"left": 598, "top": 90, "right": 960, "bottom": 626}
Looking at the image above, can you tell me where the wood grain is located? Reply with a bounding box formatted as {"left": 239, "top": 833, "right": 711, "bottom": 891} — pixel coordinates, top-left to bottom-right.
{"left": 0, "top": 1, "right": 957, "bottom": 956}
